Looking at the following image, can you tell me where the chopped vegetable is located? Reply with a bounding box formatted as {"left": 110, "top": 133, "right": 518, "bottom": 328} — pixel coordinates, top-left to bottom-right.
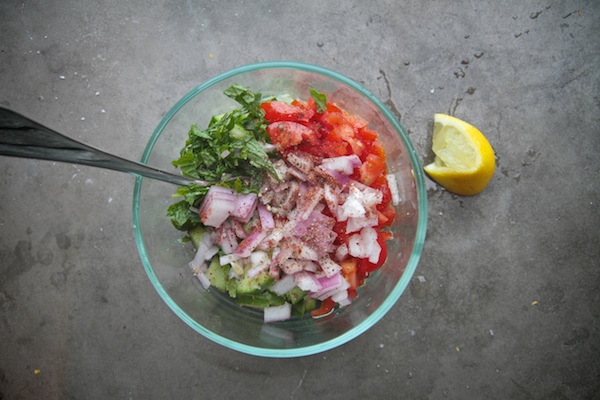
{"left": 168, "top": 86, "right": 397, "bottom": 322}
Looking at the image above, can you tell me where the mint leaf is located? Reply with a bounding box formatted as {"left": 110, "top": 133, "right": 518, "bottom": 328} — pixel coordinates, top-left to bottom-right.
{"left": 167, "top": 200, "right": 201, "bottom": 231}
{"left": 310, "top": 88, "right": 327, "bottom": 113}
{"left": 169, "top": 85, "right": 279, "bottom": 228}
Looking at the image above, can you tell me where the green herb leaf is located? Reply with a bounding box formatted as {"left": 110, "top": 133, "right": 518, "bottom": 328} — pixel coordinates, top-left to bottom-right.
{"left": 167, "top": 200, "right": 201, "bottom": 231}
{"left": 169, "top": 85, "right": 279, "bottom": 228}
{"left": 310, "top": 88, "right": 327, "bottom": 113}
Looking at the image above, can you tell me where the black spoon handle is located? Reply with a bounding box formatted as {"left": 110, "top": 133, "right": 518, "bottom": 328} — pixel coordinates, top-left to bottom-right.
{"left": 0, "top": 106, "right": 203, "bottom": 187}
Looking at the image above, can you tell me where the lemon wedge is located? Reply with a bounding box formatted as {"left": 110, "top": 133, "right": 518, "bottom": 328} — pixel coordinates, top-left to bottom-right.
{"left": 423, "top": 114, "right": 495, "bottom": 196}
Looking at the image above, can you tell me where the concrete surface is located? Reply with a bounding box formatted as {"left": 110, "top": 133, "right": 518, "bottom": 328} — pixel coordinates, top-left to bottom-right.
{"left": 1, "top": 0, "right": 599, "bottom": 399}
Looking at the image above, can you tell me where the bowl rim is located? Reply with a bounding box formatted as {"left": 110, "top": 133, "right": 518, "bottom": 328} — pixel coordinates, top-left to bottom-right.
{"left": 132, "top": 60, "right": 428, "bottom": 358}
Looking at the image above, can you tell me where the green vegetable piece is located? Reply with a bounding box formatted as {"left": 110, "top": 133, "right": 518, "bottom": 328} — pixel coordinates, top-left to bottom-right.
{"left": 303, "top": 295, "right": 318, "bottom": 313}
{"left": 310, "top": 88, "right": 327, "bottom": 114}
{"left": 227, "top": 279, "right": 237, "bottom": 298}
{"left": 292, "top": 301, "right": 305, "bottom": 319}
{"left": 167, "top": 200, "right": 200, "bottom": 231}
{"left": 235, "top": 271, "right": 274, "bottom": 295}
{"left": 230, "top": 123, "right": 248, "bottom": 139}
{"left": 188, "top": 225, "right": 206, "bottom": 249}
{"left": 237, "top": 292, "right": 286, "bottom": 309}
{"left": 285, "top": 286, "right": 308, "bottom": 305}
{"left": 206, "top": 257, "right": 228, "bottom": 292}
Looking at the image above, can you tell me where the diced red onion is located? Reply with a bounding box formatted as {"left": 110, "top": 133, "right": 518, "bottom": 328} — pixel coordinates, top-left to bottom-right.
{"left": 264, "top": 302, "right": 292, "bottom": 323}
{"left": 231, "top": 193, "right": 258, "bottom": 223}
{"left": 199, "top": 186, "right": 237, "bottom": 227}
{"left": 299, "top": 260, "right": 319, "bottom": 272}
{"left": 317, "top": 167, "right": 352, "bottom": 185}
{"left": 281, "top": 259, "right": 303, "bottom": 275}
{"left": 285, "top": 151, "right": 315, "bottom": 174}
{"left": 312, "top": 277, "right": 349, "bottom": 301}
{"left": 294, "top": 186, "right": 324, "bottom": 221}
{"left": 257, "top": 203, "right": 275, "bottom": 230}
{"left": 316, "top": 272, "right": 344, "bottom": 291}
{"left": 231, "top": 219, "right": 248, "bottom": 239}
{"left": 215, "top": 220, "right": 239, "bottom": 254}
{"left": 234, "top": 230, "right": 267, "bottom": 258}
{"left": 287, "top": 166, "right": 309, "bottom": 181}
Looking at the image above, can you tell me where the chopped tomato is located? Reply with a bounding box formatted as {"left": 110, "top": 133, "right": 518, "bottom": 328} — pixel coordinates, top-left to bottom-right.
{"left": 333, "top": 220, "right": 351, "bottom": 245}
{"left": 358, "top": 127, "right": 378, "bottom": 141}
{"left": 378, "top": 203, "right": 396, "bottom": 227}
{"left": 340, "top": 259, "right": 361, "bottom": 292}
{"left": 371, "top": 175, "right": 392, "bottom": 205}
{"left": 267, "top": 121, "right": 318, "bottom": 149}
{"left": 311, "top": 297, "right": 336, "bottom": 318}
{"left": 261, "top": 101, "right": 314, "bottom": 123}
{"left": 330, "top": 124, "right": 364, "bottom": 155}
{"left": 359, "top": 153, "right": 386, "bottom": 186}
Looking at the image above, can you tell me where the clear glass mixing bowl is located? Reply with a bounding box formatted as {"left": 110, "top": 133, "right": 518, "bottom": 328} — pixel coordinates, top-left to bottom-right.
{"left": 133, "top": 61, "right": 427, "bottom": 357}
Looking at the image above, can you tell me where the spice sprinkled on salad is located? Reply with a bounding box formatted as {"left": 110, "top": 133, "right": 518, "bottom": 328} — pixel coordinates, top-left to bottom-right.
{"left": 168, "top": 86, "right": 399, "bottom": 322}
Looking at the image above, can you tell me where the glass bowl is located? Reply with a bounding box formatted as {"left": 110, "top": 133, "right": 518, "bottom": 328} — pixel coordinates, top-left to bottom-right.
{"left": 133, "top": 61, "right": 427, "bottom": 358}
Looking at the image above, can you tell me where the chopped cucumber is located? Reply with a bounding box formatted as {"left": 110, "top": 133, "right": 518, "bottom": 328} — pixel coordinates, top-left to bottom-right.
{"left": 188, "top": 225, "right": 206, "bottom": 249}
{"left": 205, "top": 257, "right": 228, "bottom": 291}
{"left": 284, "top": 286, "right": 307, "bottom": 305}
{"left": 237, "top": 292, "right": 286, "bottom": 309}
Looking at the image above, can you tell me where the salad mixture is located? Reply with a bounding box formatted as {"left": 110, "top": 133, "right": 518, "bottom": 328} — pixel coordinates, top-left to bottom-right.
{"left": 167, "top": 86, "right": 400, "bottom": 322}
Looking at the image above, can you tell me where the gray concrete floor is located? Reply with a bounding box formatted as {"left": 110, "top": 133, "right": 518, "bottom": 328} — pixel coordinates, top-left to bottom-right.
{"left": 1, "top": 1, "right": 599, "bottom": 399}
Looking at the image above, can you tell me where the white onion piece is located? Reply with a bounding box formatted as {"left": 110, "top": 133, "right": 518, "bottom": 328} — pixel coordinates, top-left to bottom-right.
{"left": 348, "top": 226, "right": 381, "bottom": 264}
{"left": 319, "top": 257, "right": 342, "bottom": 277}
{"left": 190, "top": 233, "right": 218, "bottom": 270}
{"left": 346, "top": 212, "right": 379, "bottom": 233}
{"left": 338, "top": 297, "right": 352, "bottom": 307}
{"left": 264, "top": 302, "right": 292, "bottom": 323}
{"left": 335, "top": 243, "right": 349, "bottom": 262}
{"left": 247, "top": 250, "right": 270, "bottom": 278}
{"left": 270, "top": 274, "right": 297, "bottom": 295}
{"left": 321, "top": 154, "right": 362, "bottom": 175}
{"left": 294, "top": 271, "right": 323, "bottom": 292}
{"left": 194, "top": 271, "right": 211, "bottom": 290}
{"left": 386, "top": 173, "right": 401, "bottom": 206}
{"left": 331, "top": 289, "right": 349, "bottom": 303}
{"left": 219, "top": 253, "right": 241, "bottom": 266}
